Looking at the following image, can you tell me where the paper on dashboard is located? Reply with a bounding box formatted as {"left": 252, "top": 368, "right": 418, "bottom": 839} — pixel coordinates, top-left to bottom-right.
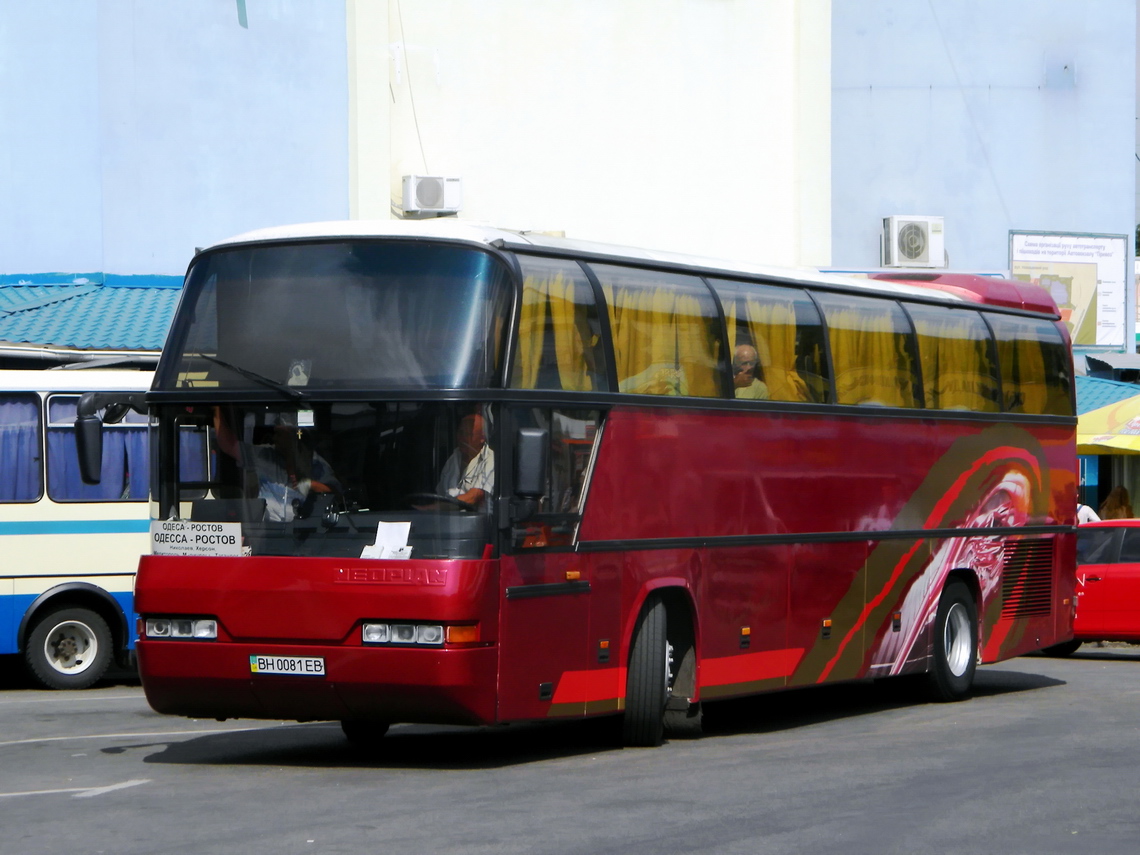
{"left": 360, "top": 521, "right": 414, "bottom": 559}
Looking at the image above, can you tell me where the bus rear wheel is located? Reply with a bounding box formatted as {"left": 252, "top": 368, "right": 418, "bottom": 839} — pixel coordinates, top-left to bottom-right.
{"left": 25, "top": 607, "right": 113, "bottom": 690}
{"left": 927, "top": 579, "right": 977, "bottom": 702}
{"left": 623, "top": 597, "right": 669, "bottom": 747}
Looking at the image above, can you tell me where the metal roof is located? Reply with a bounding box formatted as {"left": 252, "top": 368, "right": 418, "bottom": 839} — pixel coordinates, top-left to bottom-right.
{"left": 1075, "top": 374, "right": 1140, "bottom": 415}
{"left": 0, "top": 280, "right": 180, "bottom": 351}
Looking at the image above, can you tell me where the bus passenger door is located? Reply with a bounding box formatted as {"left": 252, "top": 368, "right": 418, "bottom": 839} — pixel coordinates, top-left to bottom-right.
{"left": 498, "top": 552, "right": 591, "bottom": 721}
{"left": 496, "top": 406, "right": 602, "bottom": 722}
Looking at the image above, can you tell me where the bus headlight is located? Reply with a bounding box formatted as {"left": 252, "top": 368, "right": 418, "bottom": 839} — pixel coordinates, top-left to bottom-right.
{"left": 362, "top": 622, "right": 445, "bottom": 646}
{"left": 362, "top": 623, "right": 390, "bottom": 644}
{"left": 415, "top": 625, "right": 444, "bottom": 645}
{"left": 145, "top": 617, "right": 217, "bottom": 640}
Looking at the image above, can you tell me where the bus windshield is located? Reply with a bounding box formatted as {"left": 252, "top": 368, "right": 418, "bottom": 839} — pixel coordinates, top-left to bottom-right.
{"left": 159, "top": 240, "right": 513, "bottom": 392}
{"left": 166, "top": 401, "right": 497, "bottom": 560}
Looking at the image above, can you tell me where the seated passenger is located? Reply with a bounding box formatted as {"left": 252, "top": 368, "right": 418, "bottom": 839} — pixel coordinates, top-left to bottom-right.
{"left": 733, "top": 344, "right": 770, "bottom": 400}
{"left": 213, "top": 409, "right": 340, "bottom": 522}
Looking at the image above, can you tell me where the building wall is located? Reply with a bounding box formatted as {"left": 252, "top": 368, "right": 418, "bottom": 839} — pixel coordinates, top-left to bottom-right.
{"left": 3, "top": 1, "right": 833, "bottom": 286}
{"left": 356, "top": 0, "right": 832, "bottom": 268}
{"left": 1, "top": 1, "right": 349, "bottom": 279}
{"left": 831, "top": 0, "right": 1136, "bottom": 274}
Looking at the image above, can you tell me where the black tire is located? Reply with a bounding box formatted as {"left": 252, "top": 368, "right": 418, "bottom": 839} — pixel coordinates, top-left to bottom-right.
{"left": 623, "top": 597, "right": 669, "bottom": 747}
{"left": 1042, "top": 639, "right": 1082, "bottom": 657}
{"left": 24, "top": 607, "right": 113, "bottom": 690}
{"left": 663, "top": 641, "right": 703, "bottom": 739}
{"left": 341, "top": 720, "right": 390, "bottom": 749}
{"left": 664, "top": 702, "right": 703, "bottom": 739}
{"left": 927, "top": 579, "right": 977, "bottom": 702}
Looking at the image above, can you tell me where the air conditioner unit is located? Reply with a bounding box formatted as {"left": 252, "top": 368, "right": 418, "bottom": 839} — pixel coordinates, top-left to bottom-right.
{"left": 881, "top": 215, "right": 945, "bottom": 268}
{"left": 401, "top": 175, "right": 463, "bottom": 215}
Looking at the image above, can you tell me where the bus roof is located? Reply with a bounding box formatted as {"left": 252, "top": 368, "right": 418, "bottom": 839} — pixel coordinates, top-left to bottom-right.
{"left": 0, "top": 366, "right": 153, "bottom": 393}
{"left": 204, "top": 220, "right": 1056, "bottom": 314}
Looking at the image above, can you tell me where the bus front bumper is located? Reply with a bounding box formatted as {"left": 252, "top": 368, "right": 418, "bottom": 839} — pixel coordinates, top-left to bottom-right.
{"left": 137, "top": 640, "right": 499, "bottom": 726}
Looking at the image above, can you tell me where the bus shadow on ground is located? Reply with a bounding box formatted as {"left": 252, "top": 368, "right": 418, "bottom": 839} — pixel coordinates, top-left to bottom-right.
{"left": 698, "top": 667, "right": 1064, "bottom": 738}
{"left": 136, "top": 667, "right": 1062, "bottom": 771}
{"left": 138, "top": 717, "right": 626, "bottom": 770}
{"left": 0, "top": 653, "right": 139, "bottom": 691}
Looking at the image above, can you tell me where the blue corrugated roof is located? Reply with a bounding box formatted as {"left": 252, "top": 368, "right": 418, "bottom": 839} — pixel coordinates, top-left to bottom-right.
{"left": 1075, "top": 374, "right": 1140, "bottom": 415}
{"left": 0, "top": 279, "right": 181, "bottom": 350}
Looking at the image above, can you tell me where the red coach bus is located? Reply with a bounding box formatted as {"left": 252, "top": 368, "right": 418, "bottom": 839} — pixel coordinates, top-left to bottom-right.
{"left": 80, "top": 221, "right": 1076, "bottom": 746}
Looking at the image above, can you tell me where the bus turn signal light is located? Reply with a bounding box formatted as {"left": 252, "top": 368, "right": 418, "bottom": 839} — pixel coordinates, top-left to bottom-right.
{"left": 446, "top": 624, "right": 480, "bottom": 644}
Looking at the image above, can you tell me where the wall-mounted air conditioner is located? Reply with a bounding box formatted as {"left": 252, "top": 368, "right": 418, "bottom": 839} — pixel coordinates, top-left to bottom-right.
{"left": 401, "top": 175, "right": 463, "bottom": 215}
{"left": 881, "top": 215, "right": 946, "bottom": 268}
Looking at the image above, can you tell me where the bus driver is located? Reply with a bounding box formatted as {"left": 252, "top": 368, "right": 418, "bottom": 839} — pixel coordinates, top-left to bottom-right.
{"left": 432, "top": 412, "right": 494, "bottom": 509}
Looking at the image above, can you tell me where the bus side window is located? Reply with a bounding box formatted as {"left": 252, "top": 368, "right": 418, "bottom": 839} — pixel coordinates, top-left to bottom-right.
{"left": 511, "top": 407, "right": 601, "bottom": 549}
{"left": 0, "top": 393, "right": 42, "bottom": 502}
{"left": 590, "top": 265, "right": 722, "bottom": 398}
{"left": 510, "top": 256, "right": 608, "bottom": 393}
{"left": 707, "top": 279, "right": 830, "bottom": 403}
{"left": 814, "top": 293, "right": 921, "bottom": 409}
{"left": 46, "top": 395, "right": 148, "bottom": 502}
{"left": 906, "top": 305, "right": 1000, "bottom": 412}
{"left": 985, "top": 314, "right": 1074, "bottom": 416}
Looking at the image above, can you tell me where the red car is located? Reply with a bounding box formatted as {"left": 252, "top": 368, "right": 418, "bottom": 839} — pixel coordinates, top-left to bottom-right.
{"left": 1046, "top": 519, "right": 1140, "bottom": 655}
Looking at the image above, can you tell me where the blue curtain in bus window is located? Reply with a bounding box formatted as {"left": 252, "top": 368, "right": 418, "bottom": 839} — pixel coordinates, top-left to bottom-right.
{"left": 0, "top": 395, "right": 42, "bottom": 502}
{"left": 46, "top": 427, "right": 149, "bottom": 501}
{"left": 180, "top": 427, "right": 210, "bottom": 482}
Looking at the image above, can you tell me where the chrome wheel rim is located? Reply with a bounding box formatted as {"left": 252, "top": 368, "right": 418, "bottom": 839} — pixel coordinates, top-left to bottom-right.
{"left": 943, "top": 602, "right": 972, "bottom": 677}
{"left": 42, "top": 621, "right": 98, "bottom": 675}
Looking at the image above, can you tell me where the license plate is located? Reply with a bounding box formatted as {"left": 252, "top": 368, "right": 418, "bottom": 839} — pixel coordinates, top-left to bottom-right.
{"left": 249, "top": 655, "right": 325, "bottom": 676}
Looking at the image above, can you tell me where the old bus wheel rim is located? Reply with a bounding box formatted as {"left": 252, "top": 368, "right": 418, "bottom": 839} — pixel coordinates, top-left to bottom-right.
{"left": 43, "top": 621, "right": 98, "bottom": 675}
{"left": 943, "top": 602, "right": 972, "bottom": 677}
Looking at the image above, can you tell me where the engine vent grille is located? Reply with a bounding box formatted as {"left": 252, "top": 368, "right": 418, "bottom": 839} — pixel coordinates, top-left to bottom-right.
{"left": 1000, "top": 539, "right": 1054, "bottom": 618}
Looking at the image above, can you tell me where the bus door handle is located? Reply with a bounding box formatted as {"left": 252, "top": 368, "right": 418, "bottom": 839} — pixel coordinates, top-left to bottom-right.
{"left": 1084, "top": 575, "right": 1102, "bottom": 582}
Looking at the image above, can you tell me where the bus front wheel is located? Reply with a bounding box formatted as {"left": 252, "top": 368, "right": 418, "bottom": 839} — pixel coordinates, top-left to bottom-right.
{"left": 25, "top": 607, "right": 113, "bottom": 690}
{"left": 623, "top": 597, "right": 669, "bottom": 747}
{"left": 927, "top": 579, "right": 977, "bottom": 702}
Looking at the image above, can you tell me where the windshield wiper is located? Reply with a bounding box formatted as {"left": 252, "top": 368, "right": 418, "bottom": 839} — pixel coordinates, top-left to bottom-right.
{"left": 188, "top": 352, "right": 306, "bottom": 401}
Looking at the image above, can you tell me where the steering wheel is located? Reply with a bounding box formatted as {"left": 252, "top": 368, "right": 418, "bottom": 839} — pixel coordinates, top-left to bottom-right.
{"left": 294, "top": 488, "right": 347, "bottom": 521}
{"left": 405, "top": 492, "right": 476, "bottom": 512}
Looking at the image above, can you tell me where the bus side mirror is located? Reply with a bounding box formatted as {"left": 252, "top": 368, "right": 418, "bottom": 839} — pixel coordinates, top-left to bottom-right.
{"left": 75, "top": 391, "right": 149, "bottom": 484}
{"left": 76, "top": 395, "right": 105, "bottom": 484}
{"left": 515, "top": 428, "right": 549, "bottom": 499}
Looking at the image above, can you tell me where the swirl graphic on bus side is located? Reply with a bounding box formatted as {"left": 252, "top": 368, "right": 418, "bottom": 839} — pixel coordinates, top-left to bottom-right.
{"left": 793, "top": 424, "right": 1062, "bottom": 685}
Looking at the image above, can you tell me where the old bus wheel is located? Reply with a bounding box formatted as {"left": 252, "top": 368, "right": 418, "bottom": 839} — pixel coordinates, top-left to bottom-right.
{"left": 341, "top": 720, "right": 390, "bottom": 749}
{"left": 25, "top": 607, "right": 113, "bottom": 690}
{"left": 623, "top": 597, "right": 669, "bottom": 747}
{"left": 927, "top": 580, "right": 977, "bottom": 702}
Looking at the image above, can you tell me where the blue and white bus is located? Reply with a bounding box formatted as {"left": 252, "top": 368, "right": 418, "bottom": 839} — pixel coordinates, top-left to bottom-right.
{"left": 0, "top": 366, "right": 157, "bottom": 688}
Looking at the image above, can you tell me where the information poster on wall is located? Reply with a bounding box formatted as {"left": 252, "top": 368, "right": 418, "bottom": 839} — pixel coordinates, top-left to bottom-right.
{"left": 1009, "top": 231, "right": 1128, "bottom": 347}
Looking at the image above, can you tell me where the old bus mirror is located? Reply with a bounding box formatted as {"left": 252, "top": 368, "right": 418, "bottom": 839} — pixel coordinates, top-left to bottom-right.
{"left": 514, "top": 428, "right": 549, "bottom": 499}
{"left": 76, "top": 413, "right": 104, "bottom": 484}
{"left": 75, "top": 391, "right": 149, "bottom": 484}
